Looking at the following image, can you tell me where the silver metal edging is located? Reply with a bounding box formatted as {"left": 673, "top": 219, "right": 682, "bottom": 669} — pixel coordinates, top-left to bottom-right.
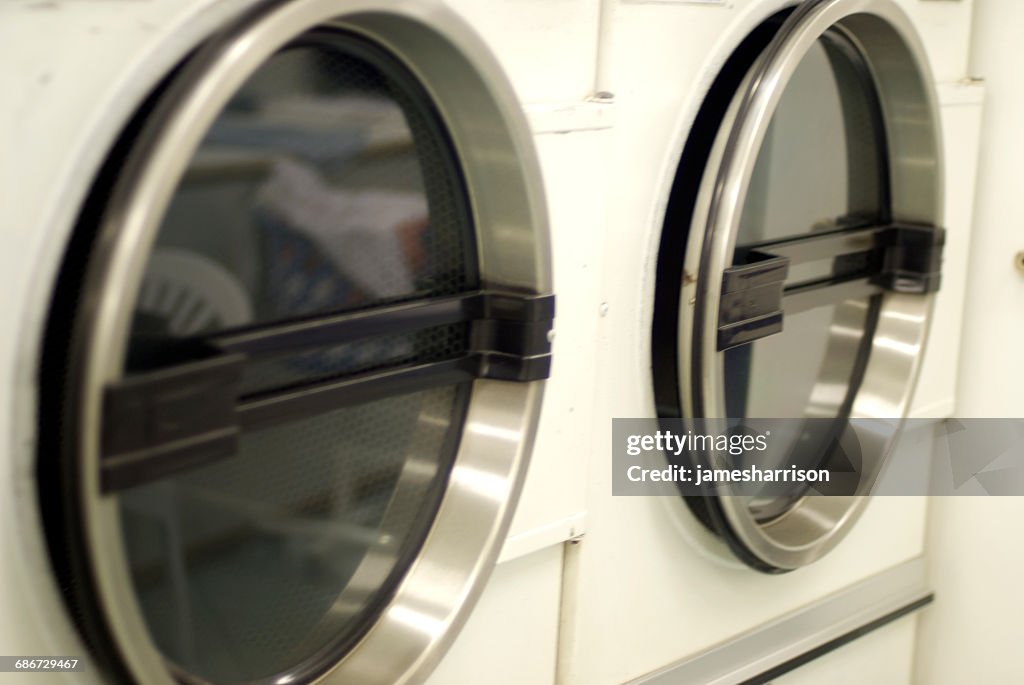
{"left": 628, "top": 556, "right": 930, "bottom": 685}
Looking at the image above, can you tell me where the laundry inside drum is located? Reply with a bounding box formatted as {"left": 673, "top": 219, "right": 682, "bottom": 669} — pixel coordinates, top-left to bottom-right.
{"left": 127, "top": 34, "right": 476, "bottom": 356}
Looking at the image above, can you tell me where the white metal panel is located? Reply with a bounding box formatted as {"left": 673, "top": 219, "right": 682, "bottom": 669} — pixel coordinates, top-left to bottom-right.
{"left": 952, "top": 4, "right": 1024, "bottom": 418}
{"left": 499, "top": 123, "right": 612, "bottom": 560}
{"left": 558, "top": 494, "right": 927, "bottom": 685}
{"left": 917, "top": 499, "right": 1024, "bottom": 685}
{"left": 892, "top": 0, "right": 975, "bottom": 83}
{"left": 915, "top": 2, "right": 1024, "bottom": 683}
{"left": 0, "top": 532, "right": 68, "bottom": 685}
{"left": 423, "top": 545, "right": 563, "bottom": 685}
{"left": 442, "top": 0, "right": 600, "bottom": 103}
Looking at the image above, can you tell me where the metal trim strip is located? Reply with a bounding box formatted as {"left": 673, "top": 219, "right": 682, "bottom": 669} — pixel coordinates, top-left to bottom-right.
{"left": 628, "top": 557, "right": 931, "bottom": 685}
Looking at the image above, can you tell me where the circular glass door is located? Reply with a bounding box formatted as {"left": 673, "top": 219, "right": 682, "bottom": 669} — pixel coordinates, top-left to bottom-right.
{"left": 38, "top": 3, "right": 551, "bottom": 684}
{"left": 653, "top": 0, "right": 943, "bottom": 572}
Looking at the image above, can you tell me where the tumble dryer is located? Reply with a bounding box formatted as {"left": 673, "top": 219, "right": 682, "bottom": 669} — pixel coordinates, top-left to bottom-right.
{"left": 558, "top": 0, "right": 982, "bottom": 683}
{"left": 0, "top": 1, "right": 555, "bottom": 684}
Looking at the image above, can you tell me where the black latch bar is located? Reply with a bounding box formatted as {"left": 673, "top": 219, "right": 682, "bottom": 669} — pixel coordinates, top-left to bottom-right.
{"left": 101, "top": 289, "right": 554, "bottom": 492}
{"left": 717, "top": 223, "right": 944, "bottom": 351}
{"left": 871, "top": 224, "right": 945, "bottom": 294}
{"left": 101, "top": 347, "right": 244, "bottom": 492}
{"left": 237, "top": 357, "right": 480, "bottom": 433}
{"left": 211, "top": 290, "right": 553, "bottom": 357}
{"left": 717, "top": 253, "right": 788, "bottom": 351}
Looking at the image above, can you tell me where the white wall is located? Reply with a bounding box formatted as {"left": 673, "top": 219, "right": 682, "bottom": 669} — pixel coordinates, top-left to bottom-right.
{"left": 915, "top": 1, "right": 1024, "bottom": 683}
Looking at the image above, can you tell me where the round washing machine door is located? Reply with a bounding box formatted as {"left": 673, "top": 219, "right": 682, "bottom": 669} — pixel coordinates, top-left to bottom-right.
{"left": 37, "top": 2, "right": 551, "bottom": 684}
{"left": 652, "top": 0, "right": 942, "bottom": 572}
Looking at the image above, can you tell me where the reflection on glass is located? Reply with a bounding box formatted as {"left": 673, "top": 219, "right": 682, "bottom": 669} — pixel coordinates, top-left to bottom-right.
{"left": 116, "top": 34, "right": 476, "bottom": 682}
{"left": 725, "top": 35, "right": 884, "bottom": 520}
{"left": 128, "top": 39, "right": 476, "bottom": 366}
{"left": 120, "top": 387, "right": 465, "bottom": 682}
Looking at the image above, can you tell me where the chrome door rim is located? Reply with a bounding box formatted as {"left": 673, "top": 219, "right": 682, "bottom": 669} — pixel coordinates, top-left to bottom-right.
{"left": 70, "top": 1, "right": 549, "bottom": 683}
{"left": 678, "top": 0, "right": 942, "bottom": 570}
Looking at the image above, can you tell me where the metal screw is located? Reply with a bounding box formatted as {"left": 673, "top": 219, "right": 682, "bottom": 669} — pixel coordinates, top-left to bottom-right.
{"left": 1015, "top": 251, "right": 1024, "bottom": 275}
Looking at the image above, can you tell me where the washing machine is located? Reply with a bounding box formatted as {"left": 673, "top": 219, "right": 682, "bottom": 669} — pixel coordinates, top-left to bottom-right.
{"left": 0, "top": 1, "right": 557, "bottom": 684}
{"left": 557, "top": 0, "right": 982, "bottom": 683}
